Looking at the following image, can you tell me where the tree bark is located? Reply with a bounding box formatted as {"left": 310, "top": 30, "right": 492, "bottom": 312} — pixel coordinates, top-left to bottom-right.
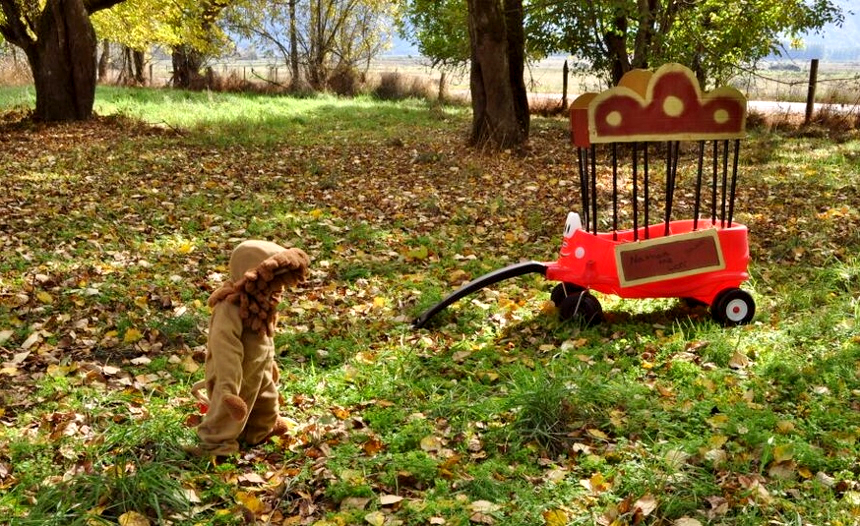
{"left": 289, "top": 0, "right": 301, "bottom": 88}
{"left": 97, "top": 39, "right": 110, "bottom": 80}
{"left": 31, "top": 0, "right": 98, "bottom": 121}
{"left": 467, "top": 0, "right": 528, "bottom": 149}
{"left": 172, "top": 45, "right": 206, "bottom": 89}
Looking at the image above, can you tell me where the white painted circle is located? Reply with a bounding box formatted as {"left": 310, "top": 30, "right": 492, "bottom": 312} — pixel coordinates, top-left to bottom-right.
{"left": 725, "top": 298, "right": 749, "bottom": 322}
{"left": 606, "top": 111, "right": 622, "bottom": 127}
{"left": 714, "top": 109, "right": 730, "bottom": 124}
{"left": 575, "top": 247, "right": 585, "bottom": 259}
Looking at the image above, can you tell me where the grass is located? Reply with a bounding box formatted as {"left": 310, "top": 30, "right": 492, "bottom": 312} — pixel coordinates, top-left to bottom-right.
{"left": 1, "top": 84, "right": 860, "bottom": 525}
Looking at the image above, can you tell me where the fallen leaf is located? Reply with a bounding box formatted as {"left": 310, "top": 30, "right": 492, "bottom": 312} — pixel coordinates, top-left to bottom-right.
{"left": 118, "top": 511, "right": 150, "bottom": 526}
{"left": 123, "top": 328, "right": 144, "bottom": 344}
{"left": 235, "top": 491, "right": 266, "bottom": 515}
{"left": 341, "top": 497, "right": 370, "bottom": 510}
{"left": 673, "top": 518, "right": 702, "bottom": 526}
{"left": 380, "top": 494, "right": 404, "bottom": 506}
{"left": 470, "top": 500, "right": 500, "bottom": 513}
{"left": 20, "top": 333, "right": 40, "bottom": 350}
{"left": 365, "top": 511, "right": 385, "bottom": 526}
{"left": 542, "top": 508, "right": 569, "bottom": 526}
{"left": 775, "top": 420, "right": 795, "bottom": 434}
{"left": 772, "top": 443, "right": 794, "bottom": 463}
{"left": 36, "top": 291, "right": 53, "bottom": 304}
{"left": 728, "top": 351, "right": 750, "bottom": 369}
{"left": 420, "top": 435, "right": 443, "bottom": 453}
{"left": 633, "top": 494, "right": 657, "bottom": 517}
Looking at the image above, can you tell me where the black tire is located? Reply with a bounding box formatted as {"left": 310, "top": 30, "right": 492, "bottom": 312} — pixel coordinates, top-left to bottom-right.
{"left": 711, "top": 288, "right": 755, "bottom": 326}
{"left": 559, "top": 292, "right": 603, "bottom": 326}
{"left": 550, "top": 282, "right": 585, "bottom": 307}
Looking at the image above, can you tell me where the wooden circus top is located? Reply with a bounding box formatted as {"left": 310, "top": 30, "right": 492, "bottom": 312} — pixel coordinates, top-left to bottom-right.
{"left": 570, "top": 63, "right": 747, "bottom": 148}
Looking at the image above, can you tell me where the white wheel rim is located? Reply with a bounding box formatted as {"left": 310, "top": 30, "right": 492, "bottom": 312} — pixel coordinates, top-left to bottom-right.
{"left": 725, "top": 298, "right": 749, "bottom": 322}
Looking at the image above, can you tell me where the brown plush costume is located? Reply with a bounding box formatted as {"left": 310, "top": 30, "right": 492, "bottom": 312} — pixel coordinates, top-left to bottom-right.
{"left": 191, "top": 240, "right": 309, "bottom": 456}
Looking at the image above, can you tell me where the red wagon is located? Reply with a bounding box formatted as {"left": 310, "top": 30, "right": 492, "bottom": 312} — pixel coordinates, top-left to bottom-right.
{"left": 415, "top": 64, "right": 755, "bottom": 328}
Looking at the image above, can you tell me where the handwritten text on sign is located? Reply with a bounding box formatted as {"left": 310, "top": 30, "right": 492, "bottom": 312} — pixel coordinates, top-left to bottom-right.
{"left": 616, "top": 229, "right": 725, "bottom": 287}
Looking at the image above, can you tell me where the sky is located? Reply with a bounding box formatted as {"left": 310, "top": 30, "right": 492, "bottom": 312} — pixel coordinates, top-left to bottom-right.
{"left": 386, "top": 2, "right": 860, "bottom": 61}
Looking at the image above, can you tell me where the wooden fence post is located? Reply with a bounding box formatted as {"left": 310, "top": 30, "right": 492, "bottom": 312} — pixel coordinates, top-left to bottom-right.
{"left": 562, "top": 60, "right": 569, "bottom": 109}
{"left": 805, "top": 58, "right": 819, "bottom": 125}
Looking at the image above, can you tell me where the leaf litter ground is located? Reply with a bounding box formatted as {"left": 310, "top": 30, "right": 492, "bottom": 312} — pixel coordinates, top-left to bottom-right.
{"left": 1, "top": 108, "right": 860, "bottom": 525}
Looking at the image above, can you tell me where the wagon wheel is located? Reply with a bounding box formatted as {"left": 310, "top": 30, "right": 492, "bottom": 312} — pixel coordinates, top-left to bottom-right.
{"left": 711, "top": 288, "right": 755, "bottom": 326}
{"left": 550, "top": 282, "right": 585, "bottom": 307}
{"left": 559, "top": 292, "right": 603, "bottom": 326}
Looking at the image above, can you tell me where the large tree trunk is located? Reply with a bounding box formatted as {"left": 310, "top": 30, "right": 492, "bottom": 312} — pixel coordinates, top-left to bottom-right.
{"left": 467, "top": 0, "right": 528, "bottom": 149}
{"left": 29, "top": 0, "right": 98, "bottom": 121}
{"left": 1, "top": 0, "right": 124, "bottom": 122}
{"left": 172, "top": 45, "right": 207, "bottom": 89}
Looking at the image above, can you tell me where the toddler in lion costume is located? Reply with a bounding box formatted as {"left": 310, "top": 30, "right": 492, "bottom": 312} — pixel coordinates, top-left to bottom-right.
{"left": 188, "top": 240, "right": 309, "bottom": 456}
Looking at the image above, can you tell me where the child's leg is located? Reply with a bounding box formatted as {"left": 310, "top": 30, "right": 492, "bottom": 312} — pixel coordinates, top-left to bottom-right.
{"left": 196, "top": 381, "right": 248, "bottom": 455}
{"left": 241, "top": 362, "right": 280, "bottom": 445}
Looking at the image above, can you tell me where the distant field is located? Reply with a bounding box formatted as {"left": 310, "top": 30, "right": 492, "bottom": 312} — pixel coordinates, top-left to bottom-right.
{"left": 3, "top": 53, "right": 859, "bottom": 104}
{"left": 164, "top": 55, "right": 860, "bottom": 103}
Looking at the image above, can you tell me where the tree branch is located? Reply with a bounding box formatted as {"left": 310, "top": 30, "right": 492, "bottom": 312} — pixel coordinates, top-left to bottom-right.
{"left": 0, "top": 0, "right": 36, "bottom": 49}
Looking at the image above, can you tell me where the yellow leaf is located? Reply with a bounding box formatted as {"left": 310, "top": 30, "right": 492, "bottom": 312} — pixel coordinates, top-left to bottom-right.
{"left": 364, "top": 511, "right": 385, "bottom": 526}
{"left": 773, "top": 443, "right": 794, "bottom": 463}
{"left": 118, "top": 511, "right": 150, "bottom": 526}
{"left": 372, "top": 296, "right": 386, "bottom": 309}
{"left": 776, "top": 420, "right": 795, "bottom": 434}
{"left": 581, "top": 472, "right": 609, "bottom": 493}
{"left": 586, "top": 428, "right": 608, "bottom": 440}
{"left": 123, "top": 328, "right": 144, "bottom": 344}
{"left": 236, "top": 491, "right": 265, "bottom": 515}
{"left": 406, "top": 246, "right": 429, "bottom": 261}
{"left": 706, "top": 414, "right": 728, "bottom": 428}
{"left": 708, "top": 435, "right": 728, "bottom": 448}
{"left": 176, "top": 241, "right": 194, "bottom": 254}
{"left": 420, "top": 435, "right": 443, "bottom": 453}
{"left": 543, "top": 508, "right": 569, "bottom": 526}
{"left": 36, "top": 291, "right": 53, "bottom": 304}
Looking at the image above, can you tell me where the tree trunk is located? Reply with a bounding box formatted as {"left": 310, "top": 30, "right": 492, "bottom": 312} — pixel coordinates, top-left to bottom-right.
{"left": 172, "top": 45, "right": 205, "bottom": 89}
{"left": 29, "top": 0, "right": 98, "bottom": 121}
{"left": 467, "top": 0, "right": 528, "bottom": 149}
{"left": 132, "top": 48, "right": 144, "bottom": 84}
{"left": 604, "top": 13, "right": 631, "bottom": 86}
{"left": 97, "top": 39, "right": 110, "bottom": 80}
{"left": 289, "top": 0, "right": 300, "bottom": 88}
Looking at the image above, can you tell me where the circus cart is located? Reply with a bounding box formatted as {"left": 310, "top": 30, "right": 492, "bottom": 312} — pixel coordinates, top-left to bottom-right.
{"left": 414, "top": 63, "right": 755, "bottom": 329}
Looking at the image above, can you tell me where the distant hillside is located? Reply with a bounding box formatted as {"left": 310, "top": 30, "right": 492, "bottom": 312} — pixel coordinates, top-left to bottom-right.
{"left": 786, "top": 1, "right": 860, "bottom": 62}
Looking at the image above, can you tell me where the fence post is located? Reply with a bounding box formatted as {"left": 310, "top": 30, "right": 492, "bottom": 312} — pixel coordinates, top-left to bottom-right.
{"left": 562, "top": 60, "right": 569, "bottom": 109}
{"left": 804, "top": 58, "right": 819, "bottom": 125}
